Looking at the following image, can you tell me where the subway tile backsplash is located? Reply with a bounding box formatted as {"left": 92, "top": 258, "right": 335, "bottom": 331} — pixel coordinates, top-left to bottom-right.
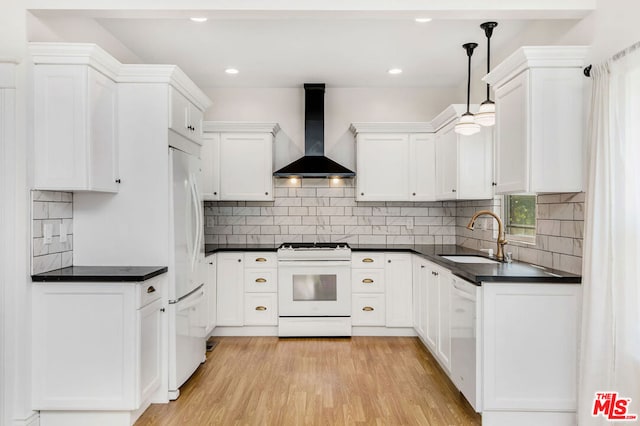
{"left": 204, "top": 179, "right": 457, "bottom": 246}
{"left": 31, "top": 190, "right": 73, "bottom": 274}
{"left": 205, "top": 181, "right": 584, "bottom": 275}
{"left": 455, "top": 193, "right": 584, "bottom": 275}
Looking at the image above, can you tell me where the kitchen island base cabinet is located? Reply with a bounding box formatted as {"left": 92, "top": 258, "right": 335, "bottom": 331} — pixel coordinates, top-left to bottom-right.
{"left": 482, "top": 282, "right": 580, "bottom": 426}
{"left": 32, "top": 274, "right": 167, "bottom": 426}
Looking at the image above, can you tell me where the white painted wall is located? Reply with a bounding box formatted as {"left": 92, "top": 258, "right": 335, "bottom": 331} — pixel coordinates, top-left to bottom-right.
{"left": 204, "top": 87, "right": 455, "bottom": 170}
{"left": 27, "top": 14, "right": 143, "bottom": 64}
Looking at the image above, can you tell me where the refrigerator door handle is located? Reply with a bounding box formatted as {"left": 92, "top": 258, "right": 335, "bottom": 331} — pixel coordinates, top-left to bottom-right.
{"left": 188, "top": 174, "right": 201, "bottom": 273}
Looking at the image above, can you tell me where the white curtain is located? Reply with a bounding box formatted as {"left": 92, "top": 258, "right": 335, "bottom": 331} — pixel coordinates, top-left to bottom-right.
{"left": 579, "top": 45, "right": 640, "bottom": 425}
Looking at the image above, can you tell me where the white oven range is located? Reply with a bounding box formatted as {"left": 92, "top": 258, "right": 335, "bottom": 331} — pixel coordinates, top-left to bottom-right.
{"left": 277, "top": 243, "right": 352, "bottom": 336}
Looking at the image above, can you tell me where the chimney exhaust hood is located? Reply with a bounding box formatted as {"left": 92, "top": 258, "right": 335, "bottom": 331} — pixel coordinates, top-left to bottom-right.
{"left": 273, "top": 84, "right": 355, "bottom": 178}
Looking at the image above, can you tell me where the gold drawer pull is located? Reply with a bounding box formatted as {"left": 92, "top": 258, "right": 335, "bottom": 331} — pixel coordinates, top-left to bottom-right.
{"left": 362, "top": 306, "right": 374, "bottom": 312}
{"left": 146, "top": 286, "right": 156, "bottom": 294}
{"left": 362, "top": 258, "right": 374, "bottom": 263}
{"left": 255, "top": 278, "right": 267, "bottom": 283}
{"left": 255, "top": 257, "right": 267, "bottom": 262}
{"left": 362, "top": 278, "right": 374, "bottom": 284}
{"left": 255, "top": 306, "right": 267, "bottom": 311}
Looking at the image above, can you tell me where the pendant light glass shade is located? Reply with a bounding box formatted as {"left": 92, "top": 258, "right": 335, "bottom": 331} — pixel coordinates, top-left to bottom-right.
{"left": 455, "top": 42, "right": 479, "bottom": 136}
{"left": 475, "top": 100, "right": 496, "bottom": 127}
{"left": 455, "top": 112, "right": 480, "bottom": 136}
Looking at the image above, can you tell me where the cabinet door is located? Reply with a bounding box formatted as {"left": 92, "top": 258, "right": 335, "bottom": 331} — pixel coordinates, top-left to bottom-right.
{"left": 457, "top": 127, "right": 493, "bottom": 200}
{"left": 409, "top": 134, "right": 436, "bottom": 201}
{"left": 384, "top": 253, "right": 413, "bottom": 327}
{"left": 169, "top": 87, "right": 191, "bottom": 141}
{"left": 219, "top": 133, "right": 273, "bottom": 201}
{"left": 188, "top": 103, "right": 204, "bottom": 145}
{"left": 34, "top": 65, "right": 118, "bottom": 192}
{"left": 88, "top": 68, "right": 119, "bottom": 192}
{"left": 216, "top": 253, "right": 244, "bottom": 326}
{"left": 435, "top": 123, "right": 458, "bottom": 200}
{"left": 494, "top": 71, "right": 530, "bottom": 194}
{"left": 200, "top": 133, "right": 220, "bottom": 200}
{"left": 356, "top": 133, "right": 409, "bottom": 201}
{"left": 138, "top": 298, "right": 163, "bottom": 405}
{"left": 425, "top": 266, "right": 439, "bottom": 351}
{"left": 206, "top": 257, "right": 217, "bottom": 333}
{"left": 437, "top": 271, "right": 453, "bottom": 374}
{"left": 412, "top": 258, "right": 427, "bottom": 339}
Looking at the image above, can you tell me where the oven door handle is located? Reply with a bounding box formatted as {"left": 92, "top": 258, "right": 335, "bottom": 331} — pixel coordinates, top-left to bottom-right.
{"left": 278, "top": 261, "right": 351, "bottom": 268}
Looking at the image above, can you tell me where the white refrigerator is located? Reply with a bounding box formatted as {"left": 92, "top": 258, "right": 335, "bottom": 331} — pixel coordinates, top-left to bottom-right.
{"left": 168, "top": 147, "right": 206, "bottom": 400}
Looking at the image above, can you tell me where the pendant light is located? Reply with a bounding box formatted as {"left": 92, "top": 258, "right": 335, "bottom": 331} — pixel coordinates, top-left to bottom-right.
{"left": 475, "top": 22, "right": 498, "bottom": 127}
{"left": 455, "top": 42, "right": 481, "bottom": 136}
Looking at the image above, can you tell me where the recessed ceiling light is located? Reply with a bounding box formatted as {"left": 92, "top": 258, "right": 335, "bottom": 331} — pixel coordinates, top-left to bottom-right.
{"left": 190, "top": 17, "right": 208, "bottom": 23}
{"left": 225, "top": 68, "right": 239, "bottom": 75}
{"left": 388, "top": 68, "right": 403, "bottom": 75}
{"left": 415, "top": 18, "right": 432, "bottom": 23}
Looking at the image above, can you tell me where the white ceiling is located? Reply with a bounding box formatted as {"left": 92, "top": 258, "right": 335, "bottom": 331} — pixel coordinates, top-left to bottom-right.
{"left": 30, "top": 6, "right": 591, "bottom": 89}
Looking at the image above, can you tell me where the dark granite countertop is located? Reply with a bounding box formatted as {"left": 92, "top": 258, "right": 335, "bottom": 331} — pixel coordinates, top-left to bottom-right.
{"left": 204, "top": 243, "right": 580, "bottom": 285}
{"left": 31, "top": 266, "right": 168, "bottom": 282}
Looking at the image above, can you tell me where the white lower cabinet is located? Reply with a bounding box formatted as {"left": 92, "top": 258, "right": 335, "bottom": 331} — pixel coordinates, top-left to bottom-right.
{"left": 481, "top": 282, "right": 581, "bottom": 425}
{"left": 216, "top": 252, "right": 245, "bottom": 326}
{"left": 384, "top": 253, "right": 413, "bottom": 327}
{"left": 244, "top": 293, "right": 278, "bottom": 325}
{"left": 205, "top": 255, "right": 217, "bottom": 334}
{"left": 352, "top": 294, "right": 386, "bottom": 326}
{"left": 32, "top": 274, "right": 167, "bottom": 425}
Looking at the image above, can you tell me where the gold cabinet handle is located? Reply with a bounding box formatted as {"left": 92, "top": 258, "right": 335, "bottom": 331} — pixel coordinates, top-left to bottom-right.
{"left": 362, "top": 306, "right": 374, "bottom": 312}
{"left": 255, "top": 278, "right": 267, "bottom": 283}
{"left": 146, "top": 286, "right": 156, "bottom": 294}
{"left": 255, "top": 306, "right": 267, "bottom": 311}
{"left": 362, "top": 258, "right": 374, "bottom": 263}
{"left": 362, "top": 278, "right": 374, "bottom": 284}
{"left": 255, "top": 257, "right": 267, "bottom": 262}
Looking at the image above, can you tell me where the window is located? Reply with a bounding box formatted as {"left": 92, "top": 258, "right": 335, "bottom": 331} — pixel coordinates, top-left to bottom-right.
{"left": 504, "top": 194, "right": 536, "bottom": 240}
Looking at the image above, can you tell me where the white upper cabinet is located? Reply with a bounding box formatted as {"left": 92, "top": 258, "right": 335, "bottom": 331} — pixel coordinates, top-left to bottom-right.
{"left": 202, "top": 122, "right": 279, "bottom": 201}
{"left": 409, "top": 134, "right": 437, "bottom": 201}
{"left": 351, "top": 123, "right": 435, "bottom": 202}
{"left": 169, "top": 86, "right": 204, "bottom": 145}
{"left": 485, "top": 46, "right": 588, "bottom": 194}
{"left": 432, "top": 105, "right": 493, "bottom": 201}
{"left": 32, "top": 44, "right": 120, "bottom": 192}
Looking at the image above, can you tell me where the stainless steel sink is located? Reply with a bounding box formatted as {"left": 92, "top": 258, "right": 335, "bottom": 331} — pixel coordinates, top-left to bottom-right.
{"left": 439, "top": 255, "right": 500, "bottom": 264}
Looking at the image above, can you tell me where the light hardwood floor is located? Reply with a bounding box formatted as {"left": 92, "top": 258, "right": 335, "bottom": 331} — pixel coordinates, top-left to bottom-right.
{"left": 136, "top": 337, "right": 481, "bottom": 426}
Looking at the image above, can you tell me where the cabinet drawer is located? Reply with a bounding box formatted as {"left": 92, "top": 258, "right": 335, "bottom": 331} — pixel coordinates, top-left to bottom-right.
{"left": 352, "top": 294, "right": 386, "bottom": 326}
{"left": 244, "top": 293, "right": 278, "bottom": 325}
{"left": 244, "top": 252, "right": 277, "bottom": 268}
{"left": 351, "top": 252, "right": 385, "bottom": 268}
{"left": 245, "top": 270, "right": 277, "bottom": 293}
{"left": 352, "top": 269, "right": 385, "bottom": 293}
{"left": 137, "top": 275, "right": 165, "bottom": 308}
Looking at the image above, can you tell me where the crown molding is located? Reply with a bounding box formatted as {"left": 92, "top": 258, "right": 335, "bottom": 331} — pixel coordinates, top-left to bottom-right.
{"left": 484, "top": 45, "right": 589, "bottom": 88}
{"left": 349, "top": 122, "right": 434, "bottom": 134}
{"left": 429, "top": 104, "right": 472, "bottom": 132}
{"left": 29, "top": 42, "right": 212, "bottom": 111}
{"left": 203, "top": 121, "right": 281, "bottom": 135}
{"left": 29, "top": 43, "right": 121, "bottom": 81}
{"left": 119, "top": 64, "right": 212, "bottom": 111}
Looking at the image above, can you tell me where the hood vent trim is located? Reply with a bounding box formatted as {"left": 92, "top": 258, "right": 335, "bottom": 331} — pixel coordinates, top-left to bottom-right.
{"left": 273, "top": 83, "right": 355, "bottom": 178}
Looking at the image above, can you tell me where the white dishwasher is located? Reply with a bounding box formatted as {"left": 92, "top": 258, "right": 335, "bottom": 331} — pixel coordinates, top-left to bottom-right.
{"left": 450, "top": 276, "right": 481, "bottom": 412}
